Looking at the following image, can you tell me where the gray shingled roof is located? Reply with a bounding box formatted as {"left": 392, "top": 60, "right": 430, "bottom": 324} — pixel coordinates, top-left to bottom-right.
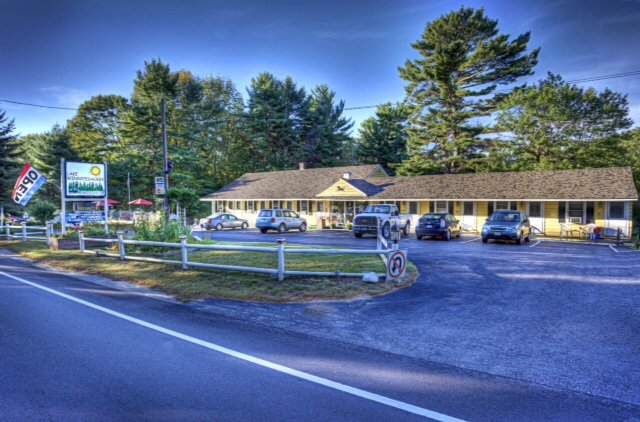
{"left": 202, "top": 166, "right": 638, "bottom": 201}
{"left": 203, "top": 165, "right": 384, "bottom": 200}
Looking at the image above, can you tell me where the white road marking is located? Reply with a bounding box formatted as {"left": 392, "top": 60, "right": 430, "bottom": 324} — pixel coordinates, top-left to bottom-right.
{"left": 460, "top": 237, "right": 480, "bottom": 244}
{"left": 529, "top": 241, "right": 541, "bottom": 248}
{"left": 609, "top": 245, "right": 618, "bottom": 253}
{"left": 0, "top": 270, "right": 464, "bottom": 422}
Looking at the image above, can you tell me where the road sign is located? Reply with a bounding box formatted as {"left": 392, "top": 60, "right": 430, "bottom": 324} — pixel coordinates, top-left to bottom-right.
{"left": 155, "top": 177, "right": 166, "bottom": 195}
{"left": 387, "top": 249, "right": 408, "bottom": 281}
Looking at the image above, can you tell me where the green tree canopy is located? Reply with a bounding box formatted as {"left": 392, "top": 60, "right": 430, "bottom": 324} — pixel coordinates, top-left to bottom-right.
{"left": 357, "top": 103, "right": 410, "bottom": 175}
{"left": 490, "top": 73, "right": 633, "bottom": 171}
{"left": 396, "top": 7, "right": 539, "bottom": 175}
{"left": 0, "top": 109, "right": 20, "bottom": 211}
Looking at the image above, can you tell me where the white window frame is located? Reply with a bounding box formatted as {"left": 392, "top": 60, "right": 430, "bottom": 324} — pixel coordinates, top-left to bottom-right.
{"left": 607, "top": 201, "right": 627, "bottom": 220}
{"left": 435, "top": 201, "right": 448, "bottom": 213}
{"left": 247, "top": 200, "right": 255, "bottom": 213}
{"left": 300, "top": 200, "right": 309, "bottom": 213}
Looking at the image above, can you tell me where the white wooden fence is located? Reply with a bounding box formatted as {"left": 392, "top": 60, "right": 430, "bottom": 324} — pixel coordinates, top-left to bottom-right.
{"left": 78, "top": 231, "right": 397, "bottom": 282}
{"left": 2, "top": 223, "right": 52, "bottom": 245}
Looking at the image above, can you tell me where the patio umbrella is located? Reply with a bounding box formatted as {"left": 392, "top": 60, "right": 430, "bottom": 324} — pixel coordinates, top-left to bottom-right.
{"left": 129, "top": 198, "right": 153, "bottom": 206}
{"left": 95, "top": 199, "right": 120, "bottom": 207}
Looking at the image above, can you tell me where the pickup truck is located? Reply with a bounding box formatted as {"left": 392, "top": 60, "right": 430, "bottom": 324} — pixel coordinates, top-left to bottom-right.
{"left": 352, "top": 204, "right": 412, "bottom": 238}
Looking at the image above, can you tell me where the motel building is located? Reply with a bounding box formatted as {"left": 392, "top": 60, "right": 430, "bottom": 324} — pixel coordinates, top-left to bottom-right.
{"left": 201, "top": 164, "right": 637, "bottom": 238}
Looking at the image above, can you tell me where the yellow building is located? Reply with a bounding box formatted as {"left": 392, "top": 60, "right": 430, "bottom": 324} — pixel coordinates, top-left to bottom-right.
{"left": 201, "top": 164, "right": 638, "bottom": 238}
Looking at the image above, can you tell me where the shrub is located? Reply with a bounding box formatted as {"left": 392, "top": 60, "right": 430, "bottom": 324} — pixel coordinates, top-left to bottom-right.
{"left": 28, "top": 200, "right": 57, "bottom": 224}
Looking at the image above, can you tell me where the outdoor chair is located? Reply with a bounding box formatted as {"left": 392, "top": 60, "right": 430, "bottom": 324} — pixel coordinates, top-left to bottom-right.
{"left": 559, "top": 222, "right": 575, "bottom": 240}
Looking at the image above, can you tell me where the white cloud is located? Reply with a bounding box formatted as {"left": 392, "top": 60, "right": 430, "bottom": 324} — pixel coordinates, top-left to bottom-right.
{"left": 39, "top": 86, "right": 89, "bottom": 108}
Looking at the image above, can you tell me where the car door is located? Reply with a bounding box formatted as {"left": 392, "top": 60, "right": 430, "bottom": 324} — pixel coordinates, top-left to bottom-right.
{"left": 230, "top": 214, "right": 240, "bottom": 228}
{"left": 289, "top": 211, "right": 302, "bottom": 228}
{"left": 219, "top": 214, "right": 229, "bottom": 229}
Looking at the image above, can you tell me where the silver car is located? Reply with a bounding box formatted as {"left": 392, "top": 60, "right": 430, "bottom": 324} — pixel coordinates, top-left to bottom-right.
{"left": 202, "top": 214, "right": 249, "bottom": 231}
{"left": 256, "top": 209, "right": 307, "bottom": 233}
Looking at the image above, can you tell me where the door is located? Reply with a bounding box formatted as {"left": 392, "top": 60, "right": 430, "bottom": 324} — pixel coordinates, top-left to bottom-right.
{"left": 606, "top": 201, "right": 629, "bottom": 237}
{"left": 461, "top": 201, "right": 476, "bottom": 231}
{"left": 227, "top": 215, "right": 241, "bottom": 228}
{"left": 527, "top": 202, "right": 544, "bottom": 234}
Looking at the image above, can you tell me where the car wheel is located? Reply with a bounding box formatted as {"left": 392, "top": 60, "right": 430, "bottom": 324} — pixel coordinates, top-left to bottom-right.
{"left": 215, "top": 223, "right": 223, "bottom": 231}
{"left": 402, "top": 223, "right": 410, "bottom": 236}
{"left": 482, "top": 236, "right": 488, "bottom": 243}
{"left": 354, "top": 232, "right": 363, "bottom": 238}
{"left": 242, "top": 222, "right": 248, "bottom": 230}
{"left": 516, "top": 232, "right": 523, "bottom": 245}
{"left": 456, "top": 230, "right": 462, "bottom": 238}
{"left": 444, "top": 229, "right": 451, "bottom": 241}
{"left": 525, "top": 231, "right": 531, "bottom": 242}
{"left": 260, "top": 228, "right": 268, "bottom": 234}
{"left": 299, "top": 223, "right": 307, "bottom": 232}
{"left": 382, "top": 224, "right": 391, "bottom": 239}
{"left": 278, "top": 223, "right": 287, "bottom": 234}
{"left": 416, "top": 235, "right": 423, "bottom": 240}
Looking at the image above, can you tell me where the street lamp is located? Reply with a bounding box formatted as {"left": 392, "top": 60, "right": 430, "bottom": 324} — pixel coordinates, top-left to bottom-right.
{"left": 161, "top": 98, "right": 181, "bottom": 223}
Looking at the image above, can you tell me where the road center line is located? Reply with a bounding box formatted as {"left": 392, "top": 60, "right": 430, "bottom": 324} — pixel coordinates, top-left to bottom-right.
{"left": 460, "top": 237, "right": 480, "bottom": 244}
{"left": 609, "top": 245, "right": 618, "bottom": 253}
{"left": 0, "top": 270, "right": 464, "bottom": 422}
{"left": 529, "top": 241, "right": 541, "bottom": 248}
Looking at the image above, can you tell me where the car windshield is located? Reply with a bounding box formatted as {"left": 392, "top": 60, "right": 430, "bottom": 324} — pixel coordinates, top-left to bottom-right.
{"left": 364, "top": 205, "right": 391, "bottom": 214}
{"left": 421, "top": 213, "right": 445, "bottom": 220}
{"left": 489, "top": 212, "right": 520, "bottom": 222}
{"left": 258, "top": 210, "right": 272, "bottom": 217}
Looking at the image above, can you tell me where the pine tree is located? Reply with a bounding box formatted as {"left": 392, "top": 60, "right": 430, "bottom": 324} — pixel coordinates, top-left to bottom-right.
{"left": 0, "top": 109, "right": 20, "bottom": 211}
{"left": 299, "top": 85, "right": 353, "bottom": 168}
{"left": 396, "top": 7, "right": 539, "bottom": 175}
{"left": 357, "top": 103, "right": 410, "bottom": 175}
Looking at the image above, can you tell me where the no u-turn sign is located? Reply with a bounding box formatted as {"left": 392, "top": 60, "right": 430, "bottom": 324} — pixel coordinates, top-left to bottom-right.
{"left": 387, "top": 249, "right": 408, "bottom": 281}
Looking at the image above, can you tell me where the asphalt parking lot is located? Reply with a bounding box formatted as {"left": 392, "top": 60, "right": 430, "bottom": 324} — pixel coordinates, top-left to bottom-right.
{"left": 192, "top": 228, "right": 640, "bottom": 406}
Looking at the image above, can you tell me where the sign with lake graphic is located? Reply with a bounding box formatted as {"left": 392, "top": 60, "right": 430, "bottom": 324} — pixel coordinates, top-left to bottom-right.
{"left": 65, "top": 162, "right": 107, "bottom": 197}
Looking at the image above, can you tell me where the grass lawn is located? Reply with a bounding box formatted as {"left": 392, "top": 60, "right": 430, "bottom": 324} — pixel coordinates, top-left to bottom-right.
{"left": 0, "top": 240, "right": 417, "bottom": 303}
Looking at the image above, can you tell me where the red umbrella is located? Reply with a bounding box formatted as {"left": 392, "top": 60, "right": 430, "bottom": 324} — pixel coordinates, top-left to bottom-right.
{"left": 129, "top": 198, "right": 153, "bottom": 206}
{"left": 95, "top": 199, "right": 120, "bottom": 207}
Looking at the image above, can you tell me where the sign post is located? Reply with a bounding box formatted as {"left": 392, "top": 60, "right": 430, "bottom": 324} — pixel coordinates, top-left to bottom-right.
{"left": 60, "top": 158, "right": 66, "bottom": 234}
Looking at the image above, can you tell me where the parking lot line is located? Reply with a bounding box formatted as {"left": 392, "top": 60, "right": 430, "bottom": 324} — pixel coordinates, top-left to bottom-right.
{"left": 609, "top": 245, "right": 618, "bottom": 253}
{"left": 529, "top": 240, "right": 541, "bottom": 248}
{"left": 460, "top": 237, "right": 480, "bottom": 244}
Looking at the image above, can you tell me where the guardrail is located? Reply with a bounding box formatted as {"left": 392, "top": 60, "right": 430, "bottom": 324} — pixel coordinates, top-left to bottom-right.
{"left": 2, "top": 222, "right": 52, "bottom": 245}
{"left": 79, "top": 231, "right": 395, "bottom": 282}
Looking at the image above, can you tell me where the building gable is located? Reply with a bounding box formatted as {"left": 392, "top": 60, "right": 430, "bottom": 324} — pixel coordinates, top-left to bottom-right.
{"left": 316, "top": 179, "right": 368, "bottom": 198}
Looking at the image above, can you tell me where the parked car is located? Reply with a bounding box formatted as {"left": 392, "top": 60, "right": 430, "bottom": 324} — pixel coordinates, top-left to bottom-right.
{"left": 202, "top": 214, "right": 249, "bottom": 231}
{"left": 482, "top": 210, "right": 531, "bottom": 244}
{"left": 415, "top": 213, "right": 462, "bottom": 241}
{"left": 256, "top": 209, "right": 307, "bottom": 233}
{"left": 352, "top": 204, "right": 411, "bottom": 238}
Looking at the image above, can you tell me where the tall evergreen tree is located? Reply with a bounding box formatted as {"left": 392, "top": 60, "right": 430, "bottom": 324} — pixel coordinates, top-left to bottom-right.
{"left": 300, "top": 85, "right": 353, "bottom": 168}
{"left": 246, "top": 73, "right": 307, "bottom": 170}
{"left": 396, "top": 7, "right": 539, "bottom": 175}
{"left": 356, "top": 103, "right": 410, "bottom": 174}
{"left": 0, "top": 109, "right": 20, "bottom": 211}
{"left": 20, "top": 124, "right": 77, "bottom": 202}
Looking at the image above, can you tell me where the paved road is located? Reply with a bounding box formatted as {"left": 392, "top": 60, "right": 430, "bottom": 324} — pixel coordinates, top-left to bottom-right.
{"left": 2, "top": 251, "right": 639, "bottom": 420}
{"left": 193, "top": 229, "right": 640, "bottom": 408}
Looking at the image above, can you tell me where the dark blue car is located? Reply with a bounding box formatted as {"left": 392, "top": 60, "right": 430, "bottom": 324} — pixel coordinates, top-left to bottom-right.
{"left": 415, "top": 213, "right": 462, "bottom": 241}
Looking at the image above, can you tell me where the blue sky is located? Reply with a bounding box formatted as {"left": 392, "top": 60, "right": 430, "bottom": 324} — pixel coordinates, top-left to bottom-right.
{"left": 2, "top": 0, "right": 640, "bottom": 135}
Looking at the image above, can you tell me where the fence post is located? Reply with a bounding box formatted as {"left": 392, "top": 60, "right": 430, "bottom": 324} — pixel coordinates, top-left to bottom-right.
{"left": 46, "top": 222, "right": 52, "bottom": 246}
{"left": 180, "top": 234, "right": 188, "bottom": 270}
{"left": 78, "top": 230, "right": 85, "bottom": 253}
{"left": 5, "top": 226, "right": 9, "bottom": 239}
{"left": 276, "top": 238, "right": 286, "bottom": 281}
{"left": 22, "top": 222, "right": 27, "bottom": 242}
{"left": 117, "top": 231, "right": 125, "bottom": 261}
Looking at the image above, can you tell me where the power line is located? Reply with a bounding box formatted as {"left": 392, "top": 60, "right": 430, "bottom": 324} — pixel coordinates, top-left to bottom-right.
{"left": 2, "top": 68, "right": 640, "bottom": 114}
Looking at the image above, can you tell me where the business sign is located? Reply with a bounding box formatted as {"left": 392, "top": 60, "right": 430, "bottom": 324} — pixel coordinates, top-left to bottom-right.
{"left": 12, "top": 163, "right": 47, "bottom": 206}
{"left": 65, "top": 162, "right": 106, "bottom": 197}
{"left": 155, "top": 177, "right": 166, "bottom": 195}
{"left": 66, "top": 211, "right": 106, "bottom": 224}
{"left": 387, "top": 249, "right": 408, "bottom": 281}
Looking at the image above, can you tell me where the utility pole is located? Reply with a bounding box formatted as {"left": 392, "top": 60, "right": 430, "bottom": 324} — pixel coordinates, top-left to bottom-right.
{"left": 161, "top": 99, "right": 170, "bottom": 224}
